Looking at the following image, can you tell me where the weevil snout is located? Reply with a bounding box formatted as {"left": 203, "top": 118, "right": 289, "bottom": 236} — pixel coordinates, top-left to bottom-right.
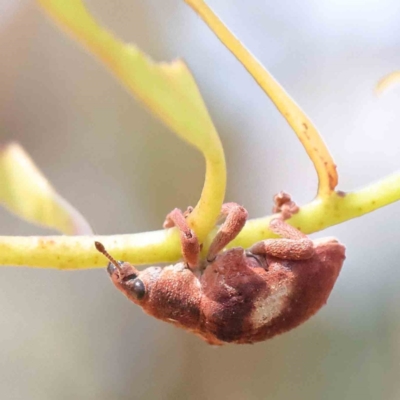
{"left": 106, "top": 259, "right": 141, "bottom": 283}
{"left": 95, "top": 241, "right": 139, "bottom": 280}
{"left": 106, "top": 260, "right": 139, "bottom": 280}
{"left": 95, "top": 241, "right": 165, "bottom": 304}
{"left": 106, "top": 260, "right": 121, "bottom": 276}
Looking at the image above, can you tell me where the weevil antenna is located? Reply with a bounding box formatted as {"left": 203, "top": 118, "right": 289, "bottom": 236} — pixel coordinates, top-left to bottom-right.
{"left": 94, "top": 241, "right": 122, "bottom": 272}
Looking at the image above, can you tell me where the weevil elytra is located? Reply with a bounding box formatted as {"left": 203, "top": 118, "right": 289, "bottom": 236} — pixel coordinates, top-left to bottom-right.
{"left": 95, "top": 194, "right": 345, "bottom": 345}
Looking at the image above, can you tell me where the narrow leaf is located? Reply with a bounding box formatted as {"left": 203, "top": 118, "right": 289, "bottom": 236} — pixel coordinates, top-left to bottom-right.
{"left": 185, "top": 0, "right": 338, "bottom": 198}
{"left": 376, "top": 71, "right": 400, "bottom": 94}
{"left": 37, "top": 0, "right": 226, "bottom": 241}
{"left": 0, "top": 143, "right": 92, "bottom": 234}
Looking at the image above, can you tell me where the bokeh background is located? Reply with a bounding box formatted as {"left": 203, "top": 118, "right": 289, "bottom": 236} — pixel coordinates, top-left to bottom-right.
{"left": 1, "top": 0, "right": 400, "bottom": 399}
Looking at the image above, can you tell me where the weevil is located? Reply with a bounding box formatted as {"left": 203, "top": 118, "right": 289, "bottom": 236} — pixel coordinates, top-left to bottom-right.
{"left": 95, "top": 194, "right": 345, "bottom": 345}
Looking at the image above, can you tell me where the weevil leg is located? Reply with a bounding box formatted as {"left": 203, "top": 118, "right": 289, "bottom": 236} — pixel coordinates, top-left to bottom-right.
{"left": 207, "top": 203, "right": 248, "bottom": 262}
{"left": 163, "top": 206, "right": 193, "bottom": 228}
{"left": 163, "top": 208, "right": 200, "bottom": 269}
{"left": 272, "top": 191, "right": 299, "bottom": 220}
{"left": 249, "top": 218, "right": 314, "bottom": 260}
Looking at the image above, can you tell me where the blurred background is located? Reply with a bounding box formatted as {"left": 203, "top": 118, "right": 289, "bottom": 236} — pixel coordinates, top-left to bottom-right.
{"left": 0, "top": 0, "right": 400, "bottom": 399}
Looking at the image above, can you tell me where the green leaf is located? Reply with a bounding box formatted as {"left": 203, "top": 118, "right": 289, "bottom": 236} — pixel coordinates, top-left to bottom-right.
{"left": 37, "top": 0, "right": 226, "bottom": 241}
{"left": 0, "top": 143, "right": 92, "bottom": 234}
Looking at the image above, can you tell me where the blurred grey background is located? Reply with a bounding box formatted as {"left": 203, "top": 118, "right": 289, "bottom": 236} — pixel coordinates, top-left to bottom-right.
{"left": 1, "top": 0, "right": 400, "bottom": 399}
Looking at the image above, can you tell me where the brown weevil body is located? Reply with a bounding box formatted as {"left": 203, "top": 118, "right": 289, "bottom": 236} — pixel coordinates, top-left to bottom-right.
{"left": 95, "top": 197, "right": 345, "bottom": 345}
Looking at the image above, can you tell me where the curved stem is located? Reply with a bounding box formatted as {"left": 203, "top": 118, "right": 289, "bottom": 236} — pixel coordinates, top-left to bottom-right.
{"left": 37, "top": 0, "right": 227, "bottom": 241}
{"left": 187, "top": 147, "right": 227, "bottom": 241}
{"left": 185, "top": 0, "right": 338, "bottom": 197}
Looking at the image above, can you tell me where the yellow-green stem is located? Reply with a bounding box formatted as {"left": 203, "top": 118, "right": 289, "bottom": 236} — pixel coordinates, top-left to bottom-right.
{"left": 2, "top": 171, "right": 399, "bottom": 269}
{"left": 185, "top": 0, "right": 338, "bottom": 197}
{"left": 230, "top": 171, "right": 400, "bottom": 249}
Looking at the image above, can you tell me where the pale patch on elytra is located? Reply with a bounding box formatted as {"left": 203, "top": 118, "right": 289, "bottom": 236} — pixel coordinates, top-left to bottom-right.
{"left": 250, "top": 280, "right": 293, "bottom": 329}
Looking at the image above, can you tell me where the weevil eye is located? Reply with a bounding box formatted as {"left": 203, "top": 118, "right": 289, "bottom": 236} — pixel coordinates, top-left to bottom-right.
{"left": 130, "top": 279, "right": 146, "bottom": 300}
{"left": 107, "top": 260, "right": 123, "bottom": 276}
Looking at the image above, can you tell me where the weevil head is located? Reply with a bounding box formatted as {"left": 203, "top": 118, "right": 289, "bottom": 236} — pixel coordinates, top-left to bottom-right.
{"left": 96, "top": 239, "right": 202, "bottom": 330}
{"left": 95, "top": 241, "right": 162, "bottom": 306}
{"left": 108, "top": 260, "right": 202, "bottom": 326}
{"left": 107, "top": 260, "right": 162, "bottom": 306}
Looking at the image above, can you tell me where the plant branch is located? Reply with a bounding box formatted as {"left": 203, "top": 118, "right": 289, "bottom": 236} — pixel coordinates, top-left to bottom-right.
{"left": 185, "top": 0, "right": 338, "bottom": 197}
{"left": 37, "top": 0, "right": 227, "bottom": 242}
{"left": 0, "top": 1, "right": 398, "bottom": 270}
{"left": 230, "top": 171, "right": 400, "bottom": 249}
{"left": 2, "top": 170, "right": 399, "bottom": 269}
